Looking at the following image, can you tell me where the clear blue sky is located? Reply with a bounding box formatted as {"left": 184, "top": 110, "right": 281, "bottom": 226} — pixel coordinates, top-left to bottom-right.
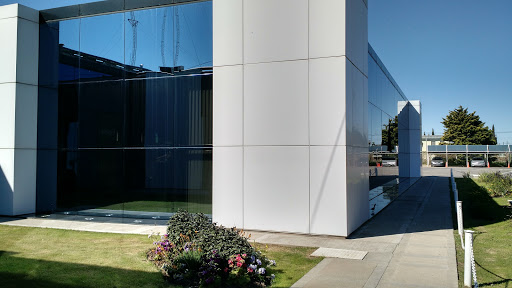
{"left": 369, "top": 0, "right": 512, "bottom": 144}
{"left": 3, "top": 0, "right": 512, "bottom": 143}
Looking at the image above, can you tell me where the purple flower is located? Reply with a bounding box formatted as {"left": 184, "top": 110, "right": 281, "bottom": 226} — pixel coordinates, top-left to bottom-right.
{"left": 249, "top": 264, "right": 257, "bottom": 270}
{"left": 256, "top": 259, "right": 262, "bottom": 265}
{"left": 257, "top": 268, "right": 266, "bottom": 275}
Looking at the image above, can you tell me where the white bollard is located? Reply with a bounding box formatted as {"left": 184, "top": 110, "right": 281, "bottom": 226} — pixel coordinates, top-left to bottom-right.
{"left": 457, "top": 201, "right": 464, "bottom": 247}
{"left": 464, "top": 230, "right": 475, "bottom": 287}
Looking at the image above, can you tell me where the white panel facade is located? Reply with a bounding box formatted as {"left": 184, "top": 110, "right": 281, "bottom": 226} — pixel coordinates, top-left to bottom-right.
{"left": 398, "top": 100, "right": 422, "bottom": 178}
{"left": 309, "top": 57, "right": 347, "bottom": 146}
{"left": 310, "top": 146, "right": 347, "bottom": 236}
{"left": 212, "top": 0, "right": 242, "bottom": 66}
{"left": 0, "top": 17, "right": 17, "bottom": 84}
{"left": 0, "top": 4, "right": 38, "bottom": 216}
{"left": 243, "top": 0, "right": 308, "bottom": 64}
{"left": 16, "top": 17, "right": 39, "bottom": 86}
{"left": 346, "top": 146, "right": 369, "bottom": 233}
{"left": 346, "top": 0, "right": 368, "bottom": 76}
{"left": 309, "top": 0, "right": 346, "bottom": 59}
{"left": 213, "top": 66, "right": 243, "bottom": 146}
{"left": 0, "top": 149, "right": 15, "bottom": 215}
{"left": 13, "top": 149, "right": 37, "bottom": 215}
{"left": 244, "top": 61, "right": 309, "bottom": 146}
{"left": 0, "top": 83, "right": 16, "bottom": 149}
{"left": 212, "top": 0, "right": 369, "bottom": 236}
{"left": 207, "top": 0, "right": 372, "bottom": 238}
{"left": 244, "top": 146, "right": 310, "bottom": 233}
{"left": 212, "top": 147, "right": 244, "bottom": 228}
{"left": 346, "top": 59, "right": 368, "bottom": 148}
{"left": 15, "top": 84, "right": 38, "bottom": 149}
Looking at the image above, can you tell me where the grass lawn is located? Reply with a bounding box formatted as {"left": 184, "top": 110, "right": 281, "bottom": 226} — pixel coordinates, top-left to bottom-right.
{"left": 453, "top": 178, "right": 512, "bottom": 288}
{"left": 253, "top": 243, "right": 323, "bottom": 288}
{"left": 0, "top": 225, "right": 321, "bottom": 288}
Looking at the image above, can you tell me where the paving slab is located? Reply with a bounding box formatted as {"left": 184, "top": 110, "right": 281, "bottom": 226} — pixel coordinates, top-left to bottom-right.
{"left": 311, "top": 247, "right": 367, "bottom": 260}
{"left": 293, "top": 258, "right": 377, "bottom": 288}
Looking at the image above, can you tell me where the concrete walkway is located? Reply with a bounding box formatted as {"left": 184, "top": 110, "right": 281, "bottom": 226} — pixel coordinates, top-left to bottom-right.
{"left": 0, "top": 173, "right": 458, "bottom": 288}
{"left": 286, "top": 175, "right": 458, "bottom": 288}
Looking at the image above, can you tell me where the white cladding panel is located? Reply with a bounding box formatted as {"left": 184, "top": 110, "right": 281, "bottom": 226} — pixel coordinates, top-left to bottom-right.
{"left": 213, "top": 66, "right": 244, "bottom": 146}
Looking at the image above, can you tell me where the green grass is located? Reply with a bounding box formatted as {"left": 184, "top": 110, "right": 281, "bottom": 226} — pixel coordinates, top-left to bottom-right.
{"left": 453, "top": 178, "right": 512, "bottom": 288}
{"left": 0, "top": 225, "right": 321, "bottom": 288}
{"left": 254, "top": 243, "right": 323, "bottom": 288}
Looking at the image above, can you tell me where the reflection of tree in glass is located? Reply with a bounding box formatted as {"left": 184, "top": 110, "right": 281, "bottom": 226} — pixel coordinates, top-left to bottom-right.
{"left": 382, "top": 116, "right": 398, "bottom": 152}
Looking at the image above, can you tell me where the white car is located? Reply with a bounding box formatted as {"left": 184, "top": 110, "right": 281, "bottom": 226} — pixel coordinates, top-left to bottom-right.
{"left": 470, "top": 157, "right": 486, "bottom": 167}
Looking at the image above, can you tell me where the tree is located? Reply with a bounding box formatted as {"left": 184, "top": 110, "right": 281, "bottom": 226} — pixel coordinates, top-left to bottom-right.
{"left": 441, "top": 106, "right": 496, "bottom": 145}
{"left": 491, "top": 124, "right": 498, "bottom": 143}
{"left": 382, "top": 116, "right": 398, "bottom": 152}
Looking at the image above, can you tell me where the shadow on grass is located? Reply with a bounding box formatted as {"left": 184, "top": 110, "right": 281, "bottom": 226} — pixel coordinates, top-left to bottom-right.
{"left": 456, "top": 178, "right": 511, "bottom": 228}
{"left": 0, "top": 250, "right": 168, "bottom": 288}
{"left": 475, "top": 257, "right": 511, "bottom": 288}
{"left": 454, "top": 178, "right": 512, "bottom": 288}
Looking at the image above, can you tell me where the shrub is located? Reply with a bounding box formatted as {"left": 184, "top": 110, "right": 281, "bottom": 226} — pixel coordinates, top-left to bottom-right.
{"left": 166, "top": 211, "right": 213, "bottom": 244}
{"left": 149, "top": 210, "right": 276, "bottom": 287}
{"left": 478, "top": 172, "right": 512, "bottom": 197}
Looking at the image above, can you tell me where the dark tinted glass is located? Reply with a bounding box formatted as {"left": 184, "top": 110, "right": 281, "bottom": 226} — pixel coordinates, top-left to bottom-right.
{"left": 124, "top": 148, "right": 212, "bottom": 214}
{"left": 38, "top": 1, "right": 213, "bottom": 218}
{"left": 78, "top": 81, "right": 124, "bottom": 148}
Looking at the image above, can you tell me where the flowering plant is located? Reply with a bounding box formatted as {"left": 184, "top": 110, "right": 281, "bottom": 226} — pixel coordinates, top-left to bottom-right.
{"left": 147, "top": 211, "right": 277, "bottom": 287}
{"left": 226, "top": 252, "right": 276, "bottom": 286}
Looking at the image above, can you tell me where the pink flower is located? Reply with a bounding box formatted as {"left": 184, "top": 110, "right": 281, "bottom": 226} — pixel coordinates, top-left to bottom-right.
{"left": 247, "top": 268, "right": 253, "bottom": 273}
{"left": 224, "top": 267, "right": 229, "bottom": 273}
{"left": 236, "top": 262, "right": 243, "bottom": 267}
{"left": 242, "top": 253, "right": 247, "bottom": 258}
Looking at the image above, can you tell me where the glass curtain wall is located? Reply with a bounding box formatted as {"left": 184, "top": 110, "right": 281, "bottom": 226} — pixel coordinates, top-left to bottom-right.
{"left": 368, "top": 44, "right": 414, "bottom": 217}
{"left": 37, "top": 1, "right": 213, "bottom": 220}
{"left": 368, "top": 44, "right": 408, "bottom": 187}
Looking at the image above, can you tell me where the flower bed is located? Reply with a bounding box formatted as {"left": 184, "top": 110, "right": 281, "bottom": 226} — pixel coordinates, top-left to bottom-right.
{"left": 147, "top": 211, "right": 276, "bottom": 287}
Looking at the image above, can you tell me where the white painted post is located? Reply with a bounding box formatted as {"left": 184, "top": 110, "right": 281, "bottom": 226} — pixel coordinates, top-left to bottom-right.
{"left": 464, "top": 230, "right": 475, "bottom": 287}
{"left": 456, "top": 201, "right": 464, "bottom": 247}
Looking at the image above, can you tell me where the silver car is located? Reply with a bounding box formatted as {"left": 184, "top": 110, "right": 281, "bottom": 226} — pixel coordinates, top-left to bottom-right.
{"left": 470, "top": 157, "right": 486, "bottom": 167}
{"left": 381, "top": 157, "right": 397, "bottom": 167}
{"left": 431, "top": 157, "right": 445, "bottom": 167}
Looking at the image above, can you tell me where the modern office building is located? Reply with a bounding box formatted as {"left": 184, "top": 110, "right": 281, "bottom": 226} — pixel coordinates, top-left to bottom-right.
{"left": 0, "top": 0, "right": 421, "bottom": 237}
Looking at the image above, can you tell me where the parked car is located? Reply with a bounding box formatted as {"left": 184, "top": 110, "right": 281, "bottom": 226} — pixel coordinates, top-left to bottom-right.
{"left": 431, "top": 156, "right": 445, "bottom": 167}
{"left": 381, "top": 156, "right": 397, "bottom": 167}
{"left": 470, "top": 157, "right": 486, "bottom": 167}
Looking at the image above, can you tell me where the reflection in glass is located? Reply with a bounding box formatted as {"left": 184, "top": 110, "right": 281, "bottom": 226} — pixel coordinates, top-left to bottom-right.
{"left": 368, "top": 44, "right": 410, "bottom": 215}
{"left": 80, "top": 13, "right": 125, "bottom": 81}
{"left": 125, "top": 1, "right": 212, "bottom": 77}
{"left": 37, "top": 1, "right": 213, "bottom": 218}
{"left": 57, "top": 19, "right": 80, "bottom": 83}
{"left": 126, "top": 74, "right": 212, "bottom": 148}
